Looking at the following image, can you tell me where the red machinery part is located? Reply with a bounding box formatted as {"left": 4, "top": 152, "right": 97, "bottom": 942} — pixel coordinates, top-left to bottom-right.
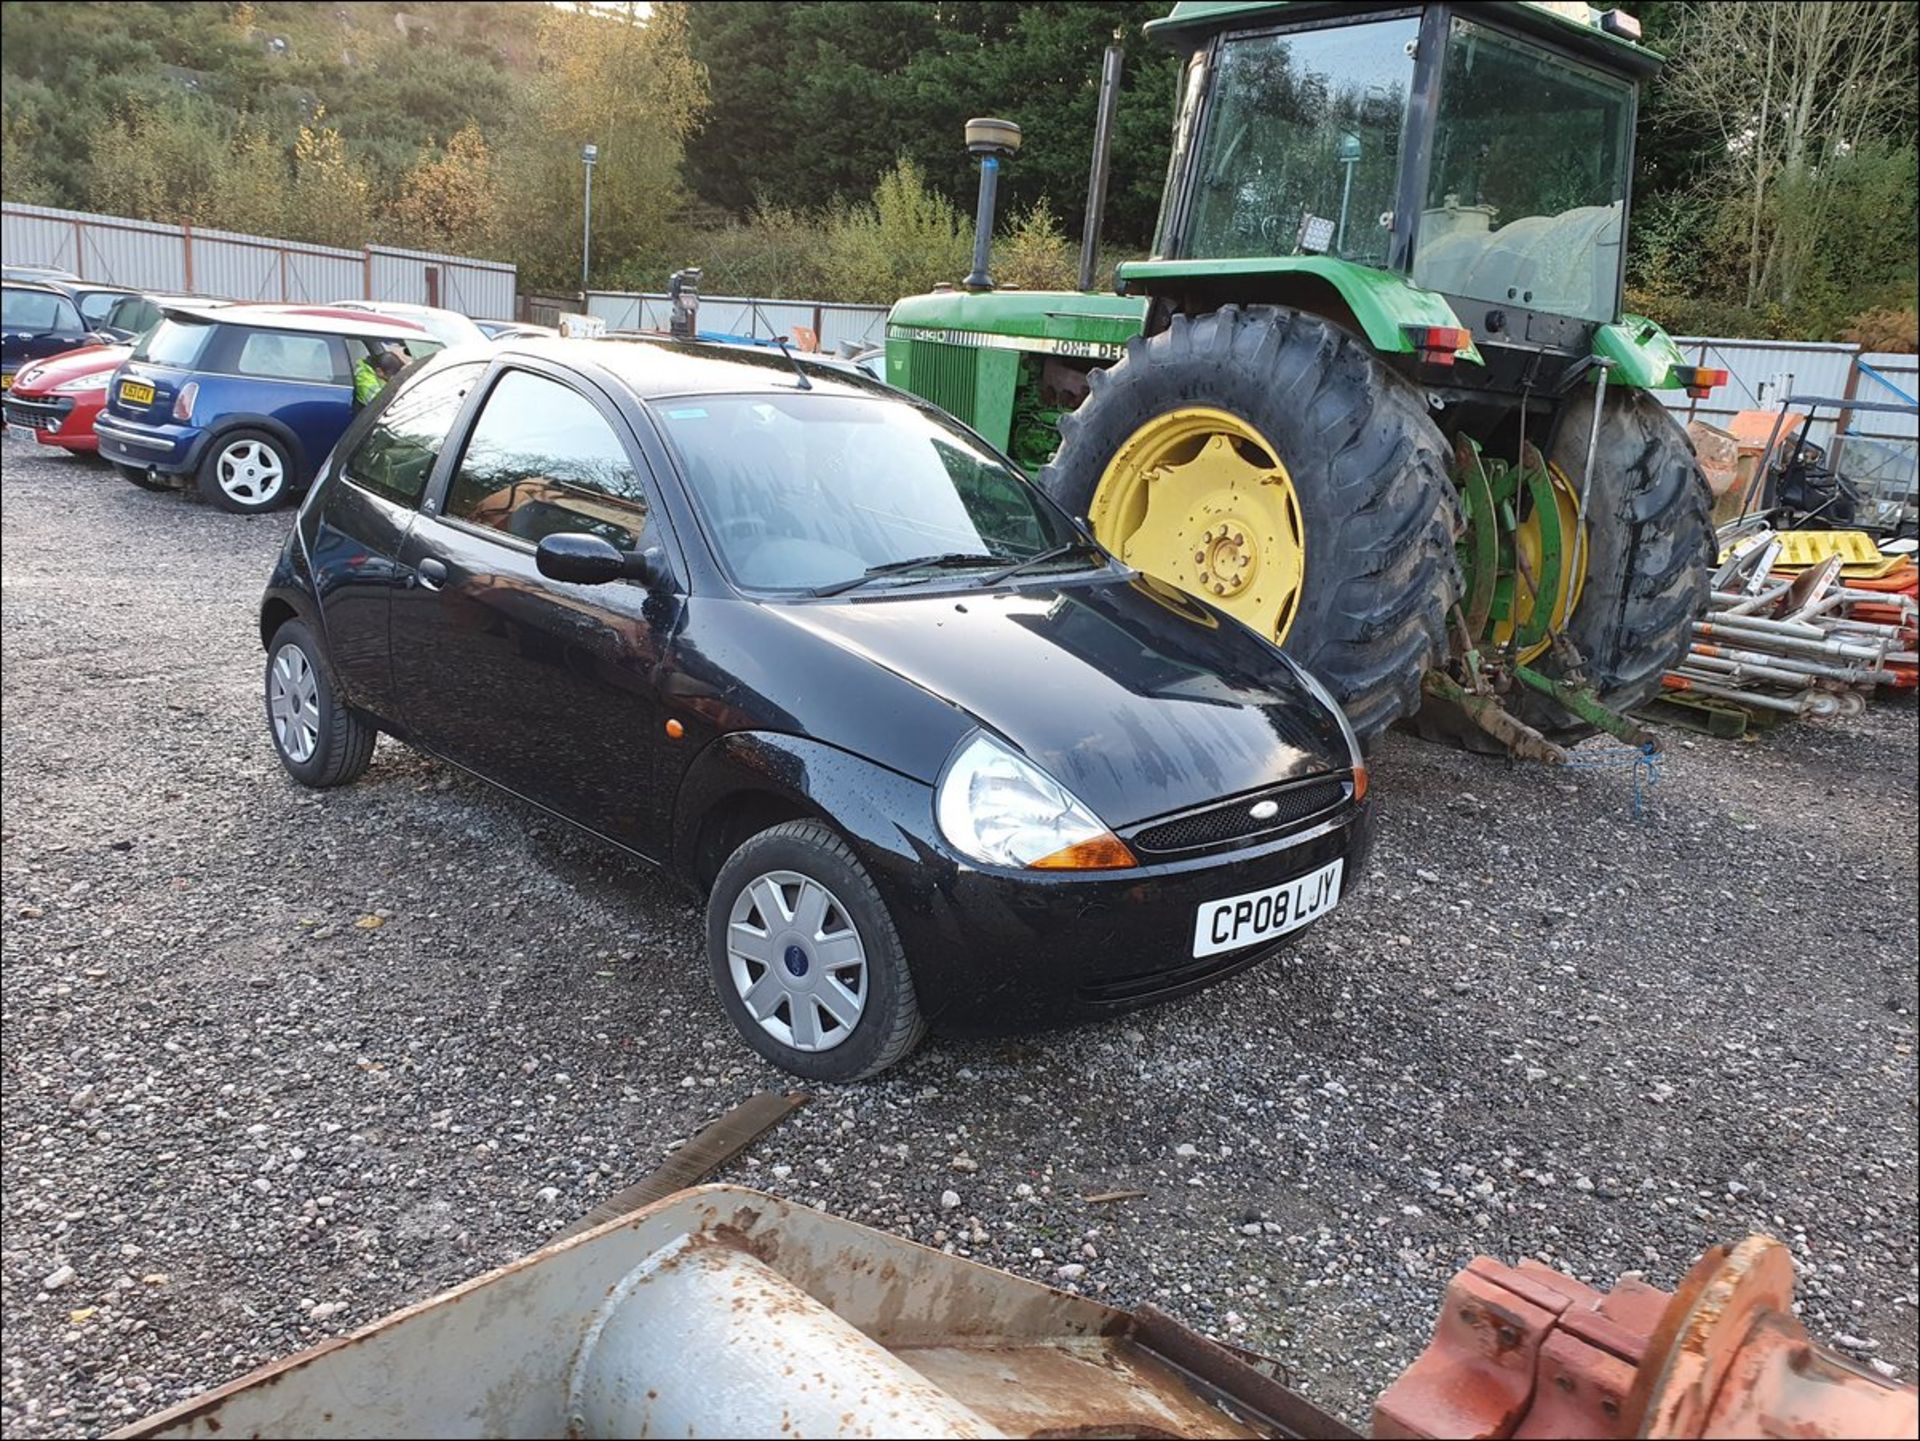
{"left": 1374, "top": 1235, "right": 1918, "bottom": 1440}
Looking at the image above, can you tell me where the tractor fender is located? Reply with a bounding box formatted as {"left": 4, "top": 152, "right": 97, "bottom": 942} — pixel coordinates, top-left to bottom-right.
{"left": 1115, "top": 255, "right": 1481, "bottom": 362}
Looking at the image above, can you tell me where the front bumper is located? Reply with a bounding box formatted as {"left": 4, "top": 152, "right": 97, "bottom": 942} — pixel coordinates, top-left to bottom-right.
{"left": 865, "top": 797, "right": 1374, "bottom": 1037}
{"left": 5, "top": 391, "right": 99, "bottom": 450}
{"left": 94, "top": 414, "right": 203, "bottom": 475}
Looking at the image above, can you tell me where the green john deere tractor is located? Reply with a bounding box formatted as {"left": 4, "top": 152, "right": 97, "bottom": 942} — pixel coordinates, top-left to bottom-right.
{"left": 884, "top": 0, "right": 1725, "bottom": 755}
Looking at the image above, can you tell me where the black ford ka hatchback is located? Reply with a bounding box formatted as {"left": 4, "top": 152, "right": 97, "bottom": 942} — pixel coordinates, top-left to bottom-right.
{"left": 259, "top": 338, "right": 1372, "bottom": 1079}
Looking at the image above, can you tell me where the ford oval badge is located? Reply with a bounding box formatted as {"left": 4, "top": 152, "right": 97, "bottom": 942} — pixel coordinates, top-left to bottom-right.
{"left": 1249, "top": 799, "right": 1279, "bottom": 821}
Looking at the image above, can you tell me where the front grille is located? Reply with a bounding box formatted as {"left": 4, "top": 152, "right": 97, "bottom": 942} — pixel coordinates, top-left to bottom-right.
{"left": 1130, "top": 776, "right": 1348, "bottom": 856}
{"left": 906, "top": 339, "right": 979, "bottom": 418}
{"left": 4, "top": 395, "right": 73, "bottom": 432}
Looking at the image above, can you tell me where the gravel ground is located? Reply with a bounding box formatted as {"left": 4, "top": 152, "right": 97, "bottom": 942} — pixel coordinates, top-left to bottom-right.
{"left": 3, "top": 433, "right": 1916, "bottom": 1437}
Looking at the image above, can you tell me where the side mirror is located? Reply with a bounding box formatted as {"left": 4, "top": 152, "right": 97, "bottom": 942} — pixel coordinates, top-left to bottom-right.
{"left": 536, "top": 533, "right": 662, "bottom": 587}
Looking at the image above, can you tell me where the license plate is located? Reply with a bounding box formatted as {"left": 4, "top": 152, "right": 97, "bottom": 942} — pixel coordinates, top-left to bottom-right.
{"left": 1, "top": 372, "right": 11, "bottom": 391}
{"left": 7, "top": 423, "right": 34, "bottom": 442}
{"left": 119, "top": 379, "right": 155, "bottom": 405}
{"left": 1193, "top": 858, "right": 1343, "bottom": 958}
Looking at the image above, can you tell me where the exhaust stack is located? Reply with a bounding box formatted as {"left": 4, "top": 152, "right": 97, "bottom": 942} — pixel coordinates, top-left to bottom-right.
{"left": 962, "top": 117, "right": 1021, "bottom": 292}
{"left": 1078, "top": 33, "right": 1126, "bottom": 292}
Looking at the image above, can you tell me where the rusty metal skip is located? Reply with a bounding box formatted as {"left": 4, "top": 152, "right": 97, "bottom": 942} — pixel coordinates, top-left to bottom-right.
{"left": 114, "top": 1189, "right": 1917, "bottom": 1440}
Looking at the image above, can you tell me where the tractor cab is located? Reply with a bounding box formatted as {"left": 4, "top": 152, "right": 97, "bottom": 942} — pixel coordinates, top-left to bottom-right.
{"left": 1129, "top": 0, "right": 1659, "bottom": 387}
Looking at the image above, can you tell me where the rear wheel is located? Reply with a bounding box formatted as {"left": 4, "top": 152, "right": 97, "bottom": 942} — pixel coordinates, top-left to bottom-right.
{"left": 707, "top": 820, "right": 924, "bottom": 1082}
{"left": 1040, "top": 305, "right": 1459, "bottom": 742}
{"left": 1415, "top": 389, "right": 1711, "bottom": 749}
{"left": 113, "top": 461, "right": 171, "bottom": 492}
{"left": 199, "top": 429, "right": 294, "bottom": 514}
{"left": 264, "top": 619, "right": 376, "bottom": 787}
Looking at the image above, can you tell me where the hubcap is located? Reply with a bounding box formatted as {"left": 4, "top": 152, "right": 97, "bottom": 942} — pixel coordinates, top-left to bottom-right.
{"left": 1088, "top": 408, "right": 1305, "bottom": 645}
{"left": 218, "top": 440, "right": 286, "bottom": 505}
{"left": 268, "top": 642, "right": 321, "bottom": 763}
{"left": 726, "top": 870, "right": 868, "bottom": 1054}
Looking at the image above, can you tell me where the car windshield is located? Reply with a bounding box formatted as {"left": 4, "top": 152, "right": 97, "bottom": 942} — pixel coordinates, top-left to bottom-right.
{"left": 77, "top": 290, "right": 128, "bottom": 327}
{"left": 133, "top": 318, "right": 215, "bottom": 368}
{"left": 1412, "top": 19, "right": 1634, "bottom": 323}
{"left": 1180, "top": 18, "right": 1418, "bottom": 265}
{"left": 653, "top": 392, "right": 1089, "bottom": 594}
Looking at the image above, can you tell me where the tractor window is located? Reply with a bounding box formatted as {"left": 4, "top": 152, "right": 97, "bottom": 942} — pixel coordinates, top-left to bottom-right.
{"left": 1180, "top": 18, "right": 1417, "bottom": 266}
{"left": 1414, "top": 19, "right": 1634, "bottom": 323}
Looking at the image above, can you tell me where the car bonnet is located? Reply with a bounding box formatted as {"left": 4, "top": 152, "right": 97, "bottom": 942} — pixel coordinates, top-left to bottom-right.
{"left": 765, "top": 574, "right": 1354, "bottom": 830}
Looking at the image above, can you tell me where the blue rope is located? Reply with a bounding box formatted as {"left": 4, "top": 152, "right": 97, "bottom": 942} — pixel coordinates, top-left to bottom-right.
{"left": 1560, "top": 741, "right": 1662, "bottom": 820}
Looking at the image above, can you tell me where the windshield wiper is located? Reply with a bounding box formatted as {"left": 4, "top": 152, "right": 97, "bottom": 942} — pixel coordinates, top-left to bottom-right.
{"left": 972, "top": 540, "right": 1103, "bottom": 587}
{"left": 809, "top": 551, "right": 1003, "bottom": 597}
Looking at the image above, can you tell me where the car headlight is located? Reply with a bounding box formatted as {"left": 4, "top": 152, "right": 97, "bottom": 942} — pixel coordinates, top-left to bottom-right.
{"left": 935, "top": 732, "right": 1135, "bottom": 871}
{"left": 54, "top": 372, "right": 112, "bottom": 393}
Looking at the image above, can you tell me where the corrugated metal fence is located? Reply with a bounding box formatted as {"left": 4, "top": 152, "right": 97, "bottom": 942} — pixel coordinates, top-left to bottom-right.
{"left": 2, "top": 202, "right": 516, "bottom": 319}
{"left": 1657, "top": 336, "right": 1917, "bottom": 447}
{"left": 585, "top": 290, "right": 888, "bottom": 354}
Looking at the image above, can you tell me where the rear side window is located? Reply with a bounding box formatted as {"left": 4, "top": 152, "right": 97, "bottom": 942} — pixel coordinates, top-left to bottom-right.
{"left": 77, "top": 291, "right": 127, "bottom": 327}
{"left": 106, "top": 297, "right": 161, "bottom": 335}
{"left": 341, "top": 362, "right": 487, "bottom": 507}
{"left": 133, "top": 319, "right": 214, "bottom": 367}
{"left": 3, "top": 287, "right": 80, "bottom": 331}
{"left": 235, "top": 330, "right": 340, "bottom": 383}
{"left": 445, "top": 370, "right": 649, "bottom": 551}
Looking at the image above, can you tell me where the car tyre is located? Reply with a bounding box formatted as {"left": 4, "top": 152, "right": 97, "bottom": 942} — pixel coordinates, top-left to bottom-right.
{"left": 707, "top": 819, "right": 925, "bottom": 1081}
{"left": 264, "top": 619, "right": 375, "bottom": 787}
{"left": 113, "top": 461, "right": 172, "bottom": 492}
{"left": 200, "top": 428, "right": 295, "bottom": 513}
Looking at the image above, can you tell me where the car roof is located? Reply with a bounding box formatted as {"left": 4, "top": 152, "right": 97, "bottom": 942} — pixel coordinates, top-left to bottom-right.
{"left": 161, "top": 302, "right": 431, "bottom": 342}
{"left": 490, "top": 335, "right": 898, "bottom": 402}
{"left": 4, "top": 279, "right": 69, "bottom": 295}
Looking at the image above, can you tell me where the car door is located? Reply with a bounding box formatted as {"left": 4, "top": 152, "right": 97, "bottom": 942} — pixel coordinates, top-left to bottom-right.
{"left": 307, "top": 360, "right": 491, "bottom": 719}
{"left": 389, "top": 363, "right": 682, "bottom": 858}
{"left": 226, "top": 327, "right": 357, "bottom": 478}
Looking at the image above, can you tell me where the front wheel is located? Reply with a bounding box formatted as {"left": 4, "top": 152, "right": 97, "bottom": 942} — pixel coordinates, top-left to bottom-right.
{"left": 1040, "top": 305, "right": 1459, "bottom": 742}
{"left": 200, "top": 429, "right": 294, "bottom": 513}
{"left": 707, "top": 820, "right": 924, "bottom": 1081}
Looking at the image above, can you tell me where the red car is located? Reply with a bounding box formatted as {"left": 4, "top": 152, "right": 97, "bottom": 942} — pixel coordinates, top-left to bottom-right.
{"left": 3, "top": 342, "right": 127, "bottom": 453}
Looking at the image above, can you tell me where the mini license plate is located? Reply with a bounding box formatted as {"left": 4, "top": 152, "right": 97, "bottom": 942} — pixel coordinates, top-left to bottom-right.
{"left": 1193, "top": 858, "right": 1343, "bottom": 958}
{"left": 119, "top": 379, "right": 155, "bottom": 405}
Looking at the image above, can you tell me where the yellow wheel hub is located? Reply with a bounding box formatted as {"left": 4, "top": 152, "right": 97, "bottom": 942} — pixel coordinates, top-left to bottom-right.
{"left": 1495, "top": 460, "right": 1587, "bottom": 662}
{"left": 1088, "top": 408, "right": 1305, "bottom": 645}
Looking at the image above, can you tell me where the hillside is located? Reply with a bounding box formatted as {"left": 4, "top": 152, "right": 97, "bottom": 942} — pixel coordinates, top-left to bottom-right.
{"left": 1, "top": 1, "right": 544, "bottom": 208}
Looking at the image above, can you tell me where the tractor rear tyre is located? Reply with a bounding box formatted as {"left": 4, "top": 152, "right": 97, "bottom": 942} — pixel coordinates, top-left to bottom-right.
{"left": 1408, "top": 387, "right": 1713, "bottom": 751}
{"left": 1040, "top": 305, "right": 1459, "bottom": 742}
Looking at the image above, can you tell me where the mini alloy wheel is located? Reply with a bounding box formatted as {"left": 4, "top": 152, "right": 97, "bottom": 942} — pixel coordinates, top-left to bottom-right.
{"left": 199, "top": 429, "right": 293, "bottom": 513}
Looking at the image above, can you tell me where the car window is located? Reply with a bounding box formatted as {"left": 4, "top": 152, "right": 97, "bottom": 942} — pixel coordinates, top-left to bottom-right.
{"left": 3, "top": 287, "right": 80, "bottom": 331}
{"left": 235, "top": 330, "right": 339, "bottom": 382}
{"left": 106, "top": 297, "right": 161, "bottom": 334}
{"left": 77, "top": 291, "right": 128, "bottom": 327}
{"left": 132, "top": 318, "right": 214, "bottom": 367}
{"left": 342, "top": 361, "right": 487, "bottom": 507}
{"left": 653, "top": 392, "right": 1077, "bottom": 592}
{"left": 445, "top": 369, "right": 648, "bottom": 551}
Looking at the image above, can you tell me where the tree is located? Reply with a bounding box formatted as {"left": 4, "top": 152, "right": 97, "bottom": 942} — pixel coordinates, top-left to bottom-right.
{"left": 1662, "top": 2, "right": 1915, "bottom": 309}
{"left": 388, "top": 123, "right": 502, "bottom": 257}
{"left": 289, "top": 107, "right": 373, "bottom": 248}
{"left": 506, "top": 1, "right": 709, "bottom": 288}
{"left": 208, "top": 126, "right": 291, "bottom": 236}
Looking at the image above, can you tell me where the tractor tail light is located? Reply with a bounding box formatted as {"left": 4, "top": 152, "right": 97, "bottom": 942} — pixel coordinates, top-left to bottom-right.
{"left": 1408, "top": 326, "right": 1468, "bottom": 366}
{"left": 172, "top": 381, "right": 199, "bottom": 422}
{"left": 1674, "top": 365, "right": 1728, "bottom": 400}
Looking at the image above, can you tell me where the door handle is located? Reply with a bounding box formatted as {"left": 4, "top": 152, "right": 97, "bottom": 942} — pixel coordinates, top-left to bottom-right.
{"left": 415, "top": 557, "right": 449, "bottom": 591}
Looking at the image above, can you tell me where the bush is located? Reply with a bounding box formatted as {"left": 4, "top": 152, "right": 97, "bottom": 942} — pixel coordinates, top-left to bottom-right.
{"left": 1842, "top": 307, "right": 1920, "bottom": 354}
